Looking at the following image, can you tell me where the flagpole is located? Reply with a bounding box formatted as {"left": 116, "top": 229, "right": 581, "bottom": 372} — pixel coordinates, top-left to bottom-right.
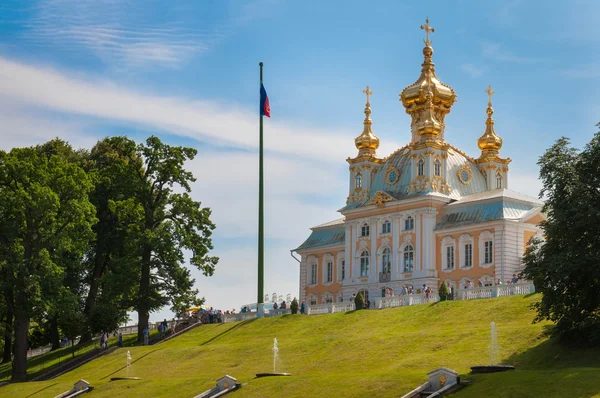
{"left": 257, "top": 61, "right": 265, "bottom": 318}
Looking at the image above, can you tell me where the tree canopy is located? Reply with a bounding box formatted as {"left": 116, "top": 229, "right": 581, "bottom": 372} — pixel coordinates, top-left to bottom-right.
{"left": 523, "top": 125, "right": 600, "bottom": 344}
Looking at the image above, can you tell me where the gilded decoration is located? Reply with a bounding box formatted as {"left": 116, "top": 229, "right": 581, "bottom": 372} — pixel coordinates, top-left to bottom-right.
{"left": 369, "top": 191, "right": 394, "bottom": 208}
{"left": 457, "top": 163, "right": 472, "bottom": 185}
{"left": 352, "top": 85, "right": 381, "bottom": 160}
{"left": 400, "top": 19, "right": 457, "bottom": 143}
{"left": 385, "top": 166, "right": 400, "bottom": 185}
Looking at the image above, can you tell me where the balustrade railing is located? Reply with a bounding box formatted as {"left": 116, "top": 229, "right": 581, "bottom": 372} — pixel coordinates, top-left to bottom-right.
{"left": 457, "top": 282, "right": 535, "bottom": 300}
{"left": 220, "top": 282, "right": 536, "bottom": 323}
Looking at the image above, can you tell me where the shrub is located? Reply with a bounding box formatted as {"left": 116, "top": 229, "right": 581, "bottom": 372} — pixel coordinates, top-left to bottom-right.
{"left": 354, "top": 292, "right": 364, "bottom": 310}
{"left": 290, "top": 297, "right": 299, "bottom": 314}
{"left": 438, "top": 282, "right": 449, "bottom": 301}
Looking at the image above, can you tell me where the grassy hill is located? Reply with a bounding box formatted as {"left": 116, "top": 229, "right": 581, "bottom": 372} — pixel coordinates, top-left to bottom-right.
{"left": 3, "top": 295, "right": 600, "bottom": 397}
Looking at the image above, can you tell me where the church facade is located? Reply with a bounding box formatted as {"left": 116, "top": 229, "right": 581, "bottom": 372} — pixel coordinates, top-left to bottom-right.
{"left": 292, "top": 20, "right": 544, "bottom": 306}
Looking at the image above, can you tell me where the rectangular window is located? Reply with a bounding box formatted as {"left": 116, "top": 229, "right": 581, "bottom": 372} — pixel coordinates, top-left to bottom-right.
{"left": 464, "top": 243, "right": 472, "bottom": 267}
{"left": 341, "top": 260, "right": 345, "bottom": 280}
{"left": 382, "top": 222, "right": 391, "bottom": 234}
{"left": 310, "top": 299, "right": 316, "bottom": 305}
{"left": 310, "top": 263, "right": 317, "bottom": 285}
{"left": 484, "top": 241, "right": 493, "bottom": 264}
{"left": 446, "top": 246, "right": 455, "bottom": 269}
{"left": 404, "top": 217, "right": 414, "bottom": 230}
{"left": 325, "top": 297, "right": 333, "bottom": 304}
{"left": 361, "top": 224, "right": 370, "bottom": 237}
{"left": 326, "top": 262, "right": 333, "bottom": 283}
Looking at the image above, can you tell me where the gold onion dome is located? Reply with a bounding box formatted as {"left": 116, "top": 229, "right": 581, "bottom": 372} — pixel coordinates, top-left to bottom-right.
{"left": 477, "top": 85, "right": 503, "bottom": 154}
{"left": 354, "top": 85, "right": 380, "bottom": 155}
{"left": 400, "top": 19, "right": 457, "bottom": 141}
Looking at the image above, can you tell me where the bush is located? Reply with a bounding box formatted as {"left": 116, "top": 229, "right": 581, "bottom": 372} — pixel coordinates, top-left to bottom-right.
{"left": 290, "top": 297, "right": 299, "bottom": 314}
{"left": 354, "top": 292, "right": 364, "bottom": 310}
{"left": 438, "top": 282, "right": 449, "bottom": 301}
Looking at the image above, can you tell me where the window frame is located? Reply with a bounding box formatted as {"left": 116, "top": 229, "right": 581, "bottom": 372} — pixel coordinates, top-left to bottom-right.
{"left": 310, "top": 262, "right": 318, "bottom": 285}
{"left": 361, "top": 223, "right": 370, "bottom": 237}
{"left": 355, "top": 172, "right": 362, "bottom": 189}
{"left": 446, "top": 245, "right": 455, "bottom": 269}
{"left": 417, "top": 158, "right": 424, "bottom": 176}
{"left": 381, "top": 220, "right": 391, "bottom": 235}
{"left": 496, "top": 172, "right": 503, "bottom": 189}
{"left": 360, "top": 250, "right": 370, "bottom": 277}
{"left": 403, "top": 244, "right": 414, "bottom": 272}
{"left": 381, "top": 247, "right": 391, "bottom": 274}
{"left": 404, "top": 216, "right": 414, "bottom": 231}
{"left": 434, "top": 158, "right": 441, "bottom": 177}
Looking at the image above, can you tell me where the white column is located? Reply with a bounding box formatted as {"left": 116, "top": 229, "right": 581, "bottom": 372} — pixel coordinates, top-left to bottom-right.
{"left": 345, "top": 224, "right": 351, "bottom": 280}
{"left": 392, "top": 215, "right": 399, "bottom": 279}
{"left": 421, "top": 209, "right": 437, "bottom": 272}
{"left": 415, "top": 212, "right": 421, "bottom": 271}
{"left": 351, "top": 222, "right": 358, "bottom": 280}
{"left": 370, "top": 217, "right": 378, "bottom": 282}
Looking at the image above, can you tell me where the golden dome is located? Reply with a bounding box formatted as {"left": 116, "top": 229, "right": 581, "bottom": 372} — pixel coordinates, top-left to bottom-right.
{"left": 354, "top": 85, "right": 380, "bottom": 155}
{"left": 400, "top": 19, "right": 457, "bottom": 142}
{"left": 477, "top": 85, "right": 503, "bottom": 154}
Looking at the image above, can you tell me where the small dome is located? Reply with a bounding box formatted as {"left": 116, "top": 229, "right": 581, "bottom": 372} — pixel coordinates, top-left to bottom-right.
{"left": 477, "top": 107, "right": 503, "bottom": 152}
{"left": 355, "top": 105, "right": 380, "bottom": 152}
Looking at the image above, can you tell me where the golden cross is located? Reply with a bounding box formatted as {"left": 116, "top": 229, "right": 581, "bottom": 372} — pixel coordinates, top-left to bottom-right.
{"left": 362, "top": 85, "right": 373, "bottom": 104}
{"left": 420, "top": 18, "right": 435, "bottom": 46}
{"left": 485, "top": 85, "right": 495, "bottom": 106}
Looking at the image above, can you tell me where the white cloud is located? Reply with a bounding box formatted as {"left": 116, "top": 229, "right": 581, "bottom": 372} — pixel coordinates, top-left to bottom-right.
{"left": 481, "top": 41, "right": 539, "bottom": 64}
{"left": 460, "top": 63, "right": 485, "bottom": 78}
{"left": 21, "top": 0, "right": 219, "bottom": 68}
{"left": 560, "top": 64, "right": 600, "bottom": 79}
{"left": 0, "top": 56, "right": 355, "bottom": 162}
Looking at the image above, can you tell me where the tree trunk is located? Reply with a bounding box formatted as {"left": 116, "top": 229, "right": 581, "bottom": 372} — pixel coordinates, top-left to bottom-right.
{"left": 137, "top": 244, "right": 152, "bottom": 343}
{"left": 1, "top": 309, "right": 13, "bottom": 364}
{"left": 50, "top": 316, "right": 60, "bottom": 350}
{"left": 80, "top": 241, "right": 108, "bottom": 344}
{"left": 11, "top": 312, "right": 29, "bottom": 382}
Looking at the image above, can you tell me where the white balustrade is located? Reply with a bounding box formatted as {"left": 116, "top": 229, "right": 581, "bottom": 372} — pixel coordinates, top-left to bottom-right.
{"left": 458, "top": 282, "right": 535, "bottom": 300}
{"left": 375, "top": 293, "right": 439, "bottom": 309}
{"left": 332, "top": 302, "right": 355, "bottom": 313}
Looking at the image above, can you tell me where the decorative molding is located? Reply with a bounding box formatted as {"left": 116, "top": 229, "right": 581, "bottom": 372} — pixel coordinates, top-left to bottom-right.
{"left": 457, "top": 163, "right": 473, "bottom": 185}
{"left": 385, "top": 166, "right": 400, "bottom": 185}
{"left": 368, "top": 191, "right": 394, "bottom": 208}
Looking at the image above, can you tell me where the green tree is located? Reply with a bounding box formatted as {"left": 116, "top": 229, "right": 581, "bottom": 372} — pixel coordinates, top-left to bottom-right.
{"left": 523, "top": 127, "right": 600, "bottom": 344}
{"left": 354, "top": 292, "right": 364, "bottom": 310}
{"left": 80, "top": 137, "right": 143, "bottom": 342}
{"left": 0, "top": 145, "right": 96, "bottom": 381}
{"left": 290, "top": 298, "right": 299, "bottom": 314}
{"left": 438, "top": 281, "right": 449, "bottom": 301}
{"left": 134, "top": 136, "right": 218, "bottom": 342}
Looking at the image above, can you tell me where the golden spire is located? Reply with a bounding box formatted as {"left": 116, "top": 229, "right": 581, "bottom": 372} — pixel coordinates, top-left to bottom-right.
{"left": 477, "top": 85, "right": 503, "bottom": 156}
{"left": 400, "top": 18, "right": 457, "bottom": 143}
{"left": 354, "top": 85, "right": 380, "bottom": 156}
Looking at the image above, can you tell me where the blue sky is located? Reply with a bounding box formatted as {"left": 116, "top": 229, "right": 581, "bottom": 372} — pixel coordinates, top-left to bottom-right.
{"left": 1, "top": 0, "right": 598, "bottom": 322}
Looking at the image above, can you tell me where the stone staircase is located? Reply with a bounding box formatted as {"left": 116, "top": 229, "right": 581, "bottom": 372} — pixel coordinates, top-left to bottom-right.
{"left": 31, "top": 346, "right": 118, "bottom": 382}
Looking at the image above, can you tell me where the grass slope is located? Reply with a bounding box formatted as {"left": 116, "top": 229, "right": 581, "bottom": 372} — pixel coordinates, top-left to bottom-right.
{"left": 3, "top": 295, "right": 600, "bottom": 398}
{"left": 0, "top": 331, "right": 153, "bottom": 382}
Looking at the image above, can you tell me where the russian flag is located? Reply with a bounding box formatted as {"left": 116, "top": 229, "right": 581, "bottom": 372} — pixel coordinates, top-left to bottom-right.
{"left": 260, "top": 83, "right": 270, "bottom": 118}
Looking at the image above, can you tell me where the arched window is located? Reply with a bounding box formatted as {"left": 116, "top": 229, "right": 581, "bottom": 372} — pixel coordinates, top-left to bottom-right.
{"left": 417, "top": 159, "right": 424, "bottom": 176}
{"left": 434, "top": 159, "right": 441, "bottom": 177}
{"left": 355, "top": 173, "right": 362, "bottom": 189}
{"left": 496, "top": 172, "right": 503, "bottom": 189}
{"left": 360, "top": 250, "right": 370, "bottom": 277}
{"left": 403, "top": 245, "right": 414, "bottom": 272}
{"left": 382, "top": 248, "right": 391, "bottom": 273}
{"left": 381, "top": 220, "right": 391, "bottom": 234}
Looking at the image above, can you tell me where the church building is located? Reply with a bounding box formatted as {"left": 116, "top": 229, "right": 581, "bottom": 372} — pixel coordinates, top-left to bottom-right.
{"left": 292, "top": 20, "right": 544, "bottom": 306}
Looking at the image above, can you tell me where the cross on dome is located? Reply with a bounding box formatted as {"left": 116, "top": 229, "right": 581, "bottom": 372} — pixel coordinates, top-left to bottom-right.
{"left": 421, "top": 18, "right": 435, "bottom": 46}
{"left": 485, "top": 85, "right": 495, "bottom": 107}
{"left": 362, "top": 85, "right": 373, "bottom": 105}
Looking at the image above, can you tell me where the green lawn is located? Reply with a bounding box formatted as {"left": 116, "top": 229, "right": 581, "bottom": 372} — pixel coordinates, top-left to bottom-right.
{"left": 3, "top": 295, "right": 600, "bottom": 397}
{"left": 0, "top": 331, "right": 152, "bottom": 383}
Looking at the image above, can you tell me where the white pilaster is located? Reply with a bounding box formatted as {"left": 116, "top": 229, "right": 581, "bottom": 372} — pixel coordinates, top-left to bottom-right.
{"left": 421, "top": 209, "right": 437, "bottom": 272}
{"left": 345, "top": 223, "right": 351, "bottom": 280}
{"left": 415, "top": 212, "right": 421, "bottom": 271}
{"left": 392, "top": 215, "right": 400, "bottom": 279}
{"left": 351, "top": 222, "right": 358, "bottom": 280}
{"left": 370, "top": 217, "right": 378, "bottom": 282}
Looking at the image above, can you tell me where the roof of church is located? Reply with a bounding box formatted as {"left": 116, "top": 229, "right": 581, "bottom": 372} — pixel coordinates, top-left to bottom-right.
{"left": 446, "top": 188, "right": 543, "bottom": 206}
{"left": 294, "top": 223, "right": 345, "bottom": 251}
{"left": 340, "top": 144, "right": 488, "bottom": 211}
{"left": 311, "top": 218, "right": 345, "bottom": 229}
{"left": 436, "top": 190, "right": 542, "bottom": 230}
